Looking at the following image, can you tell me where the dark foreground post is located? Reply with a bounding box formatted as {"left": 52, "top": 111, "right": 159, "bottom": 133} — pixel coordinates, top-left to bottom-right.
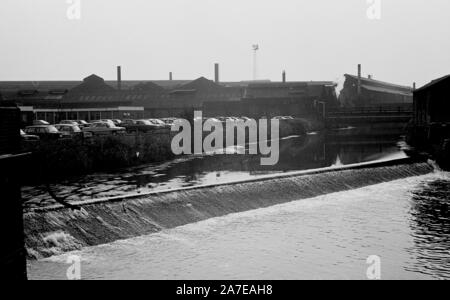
{"left": 0, "top": 102, "right": 28, "bottom": 280}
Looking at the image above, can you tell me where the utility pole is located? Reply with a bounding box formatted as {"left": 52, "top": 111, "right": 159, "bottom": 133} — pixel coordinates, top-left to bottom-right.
{"left": 252, "top": 44, "right": 259, "bottom": 81}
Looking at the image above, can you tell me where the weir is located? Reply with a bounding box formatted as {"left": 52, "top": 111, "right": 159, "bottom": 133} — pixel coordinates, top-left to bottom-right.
{"left": 24, "top": 158, "right": 434, "bottom": 259}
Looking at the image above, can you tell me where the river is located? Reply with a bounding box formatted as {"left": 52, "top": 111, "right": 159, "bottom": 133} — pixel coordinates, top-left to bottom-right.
{"left": 22, "top": 130, "right": 408, "bottom": 208}
{"left": 25, "top": 130, "right": 450, "bottom": 279}
{"left": 27, "top": 171, "right": 450, "bottom": 280}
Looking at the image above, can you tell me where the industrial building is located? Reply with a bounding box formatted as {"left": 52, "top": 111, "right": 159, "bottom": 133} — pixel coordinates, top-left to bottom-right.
{"left": 339, "top": 65, "right": 413, "bottom": 109}
{"left": 411, "top": 74, "right": 450, "bottom": 143}
{"left": 0, "top": 64, "right": 339, "bottom": 125}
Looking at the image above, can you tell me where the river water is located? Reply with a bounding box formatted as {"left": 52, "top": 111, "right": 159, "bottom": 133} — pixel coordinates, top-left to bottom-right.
{"left": 26, "top": 130, "right": 450, "bottom": 279}
{"left": 28, "top": 171, "right": 450, "bottom": 280}
{"left": 22, "top": 130, "right": 408, "bottom": 208}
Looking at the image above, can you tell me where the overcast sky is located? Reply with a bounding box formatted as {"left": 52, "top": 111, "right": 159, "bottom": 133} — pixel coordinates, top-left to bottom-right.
{"left": 1, "top": 0, "right": 449, "bottom": 87}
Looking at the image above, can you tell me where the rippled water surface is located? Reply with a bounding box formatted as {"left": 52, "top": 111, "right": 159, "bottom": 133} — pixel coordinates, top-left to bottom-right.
{"left": 28, "top": 172, "right": 450, "bottom": 280}
{"left": 22, "top": 132, "right": 408, "bottom": 208}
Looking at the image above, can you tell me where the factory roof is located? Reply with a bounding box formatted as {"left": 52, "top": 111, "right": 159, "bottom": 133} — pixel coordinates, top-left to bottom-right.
{"left": 344, "top": 74, "right": 413, "bottom": 96}
{"left": 415, "top": 74, "right": 450, "bottom": 93}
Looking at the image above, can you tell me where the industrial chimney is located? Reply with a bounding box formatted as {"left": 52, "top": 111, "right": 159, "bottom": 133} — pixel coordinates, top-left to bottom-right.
{"left": 214, "top": 63, "right": 219, "bottom": 83}
{"left": 413, "top": 82, "right": 416, "bottom": 90}
{"left": 357, "top": 64, "right": 362, "bottom": 98}
{"left": 117, "top": 66, "right": 122, "bottom": 90}
{"left": 282, "top": 70, "right": 286, "bottom": 83}
{"left": 169, "top": 72, "right": 173, "bottom": 81}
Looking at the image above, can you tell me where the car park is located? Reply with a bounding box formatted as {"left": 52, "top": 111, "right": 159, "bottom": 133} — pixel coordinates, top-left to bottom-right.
{"left": 75, "top": 120, "right": 90, "bottom": 128}
{"left": 83, "top": 121, "right": 126, "bottom": 135}
{"left": 99, "top": 119, "right": 117, "bottom": 127}
{"left": 24, "top": 125, "right": 62, "bottom": 140}
{"left": 20, "top": 129, "right": 40, "bottom": 141}
{"left": 33, "top": 120, "right": 50, "bottom": 125}
{"left": 123, "top": 119, "right": 162, "bottom": 133}
{"left": 273, "top": 116, "right": 294, "bottom": 120}
{"left": 60, "top": 120, "right": 79, "bottom": 126}
{"left": 148, "top": 119, "right": 167, "bottom": 127}
{"left": 55, "top": 124, "right": 93, "bottom": 139}
{"left": 161, "top": 118, "right": 177, "bottom": 126}
{"left": 112, "top": 119, "right": 123, "bottom": 126}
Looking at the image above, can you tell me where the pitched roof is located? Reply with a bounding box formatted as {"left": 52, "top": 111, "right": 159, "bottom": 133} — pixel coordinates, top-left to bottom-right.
{"left": 415, "top": 74, "right": 450, "bottom": 93}
{"left": 178, "top": 77, "right": 222, "bottom": 91}
{"left": 345, "top": 74, "right": 412, "bottom": 90}
{"left": 131, "top": 82, "right": 165, "bottom": 94}
{"left": 361, "top": 84, "right": 412, "bottom": 97}
{"left": 344, "top": 74, "right": 413, "bottom": 96}
{"left": 64, "top": 74, "right": 117, "bottom": 101}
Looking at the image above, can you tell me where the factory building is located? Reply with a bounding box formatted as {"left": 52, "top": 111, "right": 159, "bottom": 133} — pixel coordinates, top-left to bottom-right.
{"left": 339, "top": 65, "right": 413, "bottom": 109}
{"left": 411, "top": 74, "right": 450, "bottom": 143}
{"left": 0, "top": 65, "right": 339, "bottom": 124}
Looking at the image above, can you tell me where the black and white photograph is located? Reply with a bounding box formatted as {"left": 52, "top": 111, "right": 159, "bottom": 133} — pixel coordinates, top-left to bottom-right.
{"left": 1, "top": 0, "right": 449, "bottom": 284}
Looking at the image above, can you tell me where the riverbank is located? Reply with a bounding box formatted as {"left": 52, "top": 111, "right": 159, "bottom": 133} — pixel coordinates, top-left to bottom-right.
{"left": 24, "top": 158, "right": 434, "bottom": 259}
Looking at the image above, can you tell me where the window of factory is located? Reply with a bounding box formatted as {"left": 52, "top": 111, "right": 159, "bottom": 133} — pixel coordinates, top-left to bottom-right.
{"left": 92, "top": 111, "right": 101, "bottom": 121}
{"left": 78, "top": 112, "right": 89, "bottom": 121}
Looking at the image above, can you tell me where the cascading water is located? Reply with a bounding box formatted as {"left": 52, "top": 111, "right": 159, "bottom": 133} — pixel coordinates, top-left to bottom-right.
{"left": 24, "top": 158, "right": 434, "bottom": 259}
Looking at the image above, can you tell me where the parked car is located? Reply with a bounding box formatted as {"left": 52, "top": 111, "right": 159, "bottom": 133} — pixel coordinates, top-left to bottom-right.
{"left": 54, "top": 124, "right": 93, "bottom": 139}
{"left": 33, "top": 120, "right": 50, "bottom": 125}
{"left": 161, "top": 118, "right": 177, "bottom": 126}
{"left": 148, "top": 119, "right": 167, "bottom": 127}
{"left": 273, "top": 116, "right": 294, "bottom": 120}
{"left": 99, "top": 119, "right": 116, "bottom": 127}
{"left": 123, "top": 119, "right": 162, "bottom": 133}
{"left": 83, "top": 121, "right": 126, "bottom": 135}
{"left": 112, "top": 119, "right": 122, "bottom": 126}
{"left": 24, "top": 125, "right": 62, "bottom": 140}
{"left": 75, "top": 120, "right": 90, "bottom": 128}
{"left": 20, "top": 129, "right": 40, "bottom": 141}
{"left": 122, "top": 119, "right": 136, "bottom": 126}
{"left": 60, "top": 120, "right": 79, "bottom": 126}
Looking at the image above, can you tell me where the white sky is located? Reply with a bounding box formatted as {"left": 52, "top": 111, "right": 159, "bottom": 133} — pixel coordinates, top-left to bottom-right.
{"left": 0, "top": 0, "right": 449, "bottom": 87}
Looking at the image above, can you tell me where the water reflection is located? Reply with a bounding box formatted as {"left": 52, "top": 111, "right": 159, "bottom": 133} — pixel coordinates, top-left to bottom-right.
{"left": 408, "top": 178, "right": 450, "bottom": 279}
{"left": 22, "top": 131, "right": 407, "bottom": 207}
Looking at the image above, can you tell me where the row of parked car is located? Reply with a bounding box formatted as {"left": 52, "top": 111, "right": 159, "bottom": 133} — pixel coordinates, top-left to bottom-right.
{"left": 201, "top": 116, "right": 295, "bottom": 123}
{"left": 21, "top": 118, "right": 174, "bottom": 141}
{"left": 21, "top": 116, "right": 296, "bottom": 141}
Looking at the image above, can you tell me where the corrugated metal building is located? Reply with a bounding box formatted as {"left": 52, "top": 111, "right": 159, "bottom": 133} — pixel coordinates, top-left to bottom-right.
{"left": 339, "top": 74, "right": 413, "bottom": 108}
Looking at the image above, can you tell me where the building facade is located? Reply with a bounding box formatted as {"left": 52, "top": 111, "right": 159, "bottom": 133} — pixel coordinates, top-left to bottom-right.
{"left": 339, "top": 74, "right": 413, "bottom": 109}
{"left": 1, "top": 72, "right": 338, "bottom": 124}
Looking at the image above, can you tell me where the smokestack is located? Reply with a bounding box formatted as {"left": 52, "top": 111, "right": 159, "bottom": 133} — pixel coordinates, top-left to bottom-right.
{"left": 169, "top": 72, "right": 173, "bottom": 81}
{"left": 357, "top": 64, "right": 362, "bottom": 97}
{"left": 214, "top": 63, "right": 219, "bottom": 83}
{"left": 368, "top": 74, "right": 372, "bottom": 79}
{"left": 413, "top": 82, "right": 416, "bottom": 90}
{"left": 117, "top": 66, "right": 122, "bottom": 90}
{"left": 282, "top": 70, "right": 286, "bottom": 83}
